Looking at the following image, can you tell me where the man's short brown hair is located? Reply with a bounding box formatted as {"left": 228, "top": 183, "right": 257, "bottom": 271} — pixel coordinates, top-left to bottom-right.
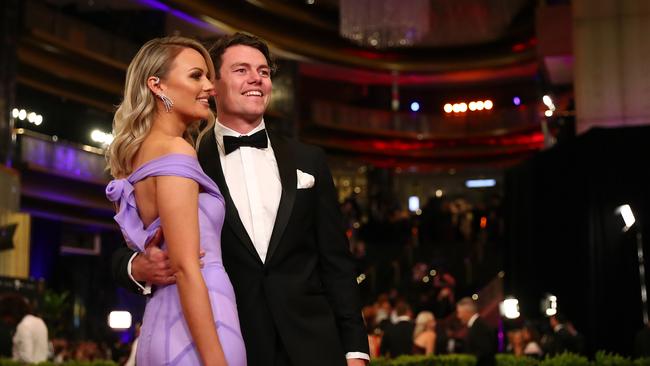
{"left": 210, "top": 32, "right": 277, "bottom": 79}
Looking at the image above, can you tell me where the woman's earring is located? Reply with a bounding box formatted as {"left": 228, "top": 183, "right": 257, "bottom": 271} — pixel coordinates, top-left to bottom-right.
{"left": 152, "top": 76, "right": 173, "bottom": 113}
{"left": 156, "top": 93, "right": 174, "bottom": 113}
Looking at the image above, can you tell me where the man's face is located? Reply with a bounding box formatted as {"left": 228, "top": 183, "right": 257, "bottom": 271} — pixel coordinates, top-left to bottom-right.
{"left": 456, "top": 306, "right": 472, "bottom": 325}
{"left": 214, "top": 45, "right": 272, "bottom": 125}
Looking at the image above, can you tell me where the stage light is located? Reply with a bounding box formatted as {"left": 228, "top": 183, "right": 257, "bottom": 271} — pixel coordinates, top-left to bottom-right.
{"left": 545, "top": 110, "right": 553, "bottom": 117}
{"left": 469, "top": 102, "right": 477, "bottom": 111}
{"left": 466, "top": 179, "right": 496, "bottom": 188}
{"left": 435, "top": 189, "right": 443, "bottom": 198}
{"left": 429, "top": 269, "right": 437, "bottom": 276}
{"left": 500, "top": 298, "right": 520, "bottom": 319}
{"left": 11, "top": 108, "right": 19, "bottom": 118}
{"left": 543, "top": 95, "right": 553, "bottom": 107}
{"left": 91, "top": 129, "right": 114, "bottom": 146}
{"left": 18, "top": 109, "right": 26, "bottom": 120}
{"left": 408, "top": 196, "right": 420, "bottom": 212}
{"left": 108, "top": 311, "right": 132, "bottom": 329}
{"left": 34, "top": 115, "right": 43, "bottom": 125}
{"left": 410, "top": 102, "right": 420, "bottom": 112}
{"left": 459, "top": 103, "right": 468, "bottom": 112}
{"left": 616, "top": 204, "right": 636, "bottom": 232}
{"left": 476, "top": 101, "right": 484, "bottom": 111}
{"left": 452, "top": 104, "right": 460, "bottom": 113}
{"left": 444, "top": 103, "right": 453, "bottom": 113}
{"left": 472, "top": 294, "right": 479, "bottom": 300}
{"left": 541, "top": 293, "right": 558, "bottom": 317}
{"left": 484, "top": 100, "right": 493, "bottom": 110}
{"left": 513, "top": 96, "right": 521, "bottom": 106}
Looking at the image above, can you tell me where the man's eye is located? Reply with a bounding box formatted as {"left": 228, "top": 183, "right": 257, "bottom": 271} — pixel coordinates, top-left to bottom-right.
{"left": 260, "top": 70, "right": 270, "bottom": 77}
{"left": 235, "top": 69, "right": 246, "bottom": 74}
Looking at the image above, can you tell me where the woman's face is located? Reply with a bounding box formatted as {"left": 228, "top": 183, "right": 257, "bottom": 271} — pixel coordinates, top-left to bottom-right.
{"left": 160, "top": 47, "right": 214, "bottom": 122}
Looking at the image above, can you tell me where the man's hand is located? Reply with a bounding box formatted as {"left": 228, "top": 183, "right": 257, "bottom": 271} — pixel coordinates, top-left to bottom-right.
{"left": 347, "top": 359, "right": 367, "bottom": 366}
{"left": 130, "top": 228, "right": 206, "bottom": 286}
{"left": 131, "top": 229, "right": 175, "bottom": 285}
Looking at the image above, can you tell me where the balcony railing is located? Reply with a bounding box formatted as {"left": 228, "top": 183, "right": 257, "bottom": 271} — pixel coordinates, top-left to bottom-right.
{"left": 308, "top": 100, "right": 540, "bottom": 139}
{"left": 16, "top": 129, "right": 109, "bottom": 184}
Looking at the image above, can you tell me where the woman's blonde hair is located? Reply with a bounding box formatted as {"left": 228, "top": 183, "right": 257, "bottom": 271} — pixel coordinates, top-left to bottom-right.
{"left": 107, "top": 36, "right": 215, "bottom": 178}
{"left": 413, "top": 311, "right": 435, "bottom": 339}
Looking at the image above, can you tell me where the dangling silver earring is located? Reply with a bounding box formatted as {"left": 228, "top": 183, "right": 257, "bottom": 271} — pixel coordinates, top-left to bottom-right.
{"left": 152, "top": 76, "right": 173, "bottom": 113}
{"left": 157, "top": 93, "right": 174, "bottom": 113}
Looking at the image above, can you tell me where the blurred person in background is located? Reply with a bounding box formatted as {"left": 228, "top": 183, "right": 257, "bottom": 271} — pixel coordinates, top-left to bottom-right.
{"left": 412, "top": 311, "right": 437, "bottom": 355}
{"left": 456, "top": 297, "right": 496, "bottom": 366}
{"left": 379, "top": 301, "right": 414, "bottom": 358}
{"left": 0, "top": 293, "right": 48, "bottom": 364}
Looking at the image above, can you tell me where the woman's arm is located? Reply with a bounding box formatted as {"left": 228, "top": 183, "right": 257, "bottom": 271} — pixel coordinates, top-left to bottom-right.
{"left": 157, "top": 171, "right": 226, "bottom": 366}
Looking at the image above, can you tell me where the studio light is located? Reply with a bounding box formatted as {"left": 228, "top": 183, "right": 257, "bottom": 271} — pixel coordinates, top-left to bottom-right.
{"left": 616, "top": 204, "right": 636, "bottom": 232}
{"left": 410, "top": 102, "right": 420, "bottom": 112}
{"left": 108, "top": 311, "right": 132, "bottom": 330}
{"left": 500, "top": 297, "right": 520, "bottom": 319}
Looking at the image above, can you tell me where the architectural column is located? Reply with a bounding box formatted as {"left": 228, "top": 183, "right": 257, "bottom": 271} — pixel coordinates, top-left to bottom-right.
{"left": 573, "top": 1, "right": 650, "bottom": 133}
{"left": 0, "top": 0, "right": 21, "bottom": 166}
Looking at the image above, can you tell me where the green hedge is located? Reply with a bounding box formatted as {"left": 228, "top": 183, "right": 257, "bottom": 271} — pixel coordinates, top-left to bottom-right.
{"left": 0, "top": 360, "right": 117, "bottom": 366}
{"left": 368, "top": 353, "right": 650, "bottom": 366}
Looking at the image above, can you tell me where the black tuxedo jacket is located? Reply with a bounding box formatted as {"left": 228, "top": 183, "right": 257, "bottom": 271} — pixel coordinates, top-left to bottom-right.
{"left": 111, "top": 129, "right": 368, "bottom": 366}
{"left": 379, "top": 320, "right": 415, "bottom": 358}
{"left": 466, "top": 317, "right": 496, "bottom": 366}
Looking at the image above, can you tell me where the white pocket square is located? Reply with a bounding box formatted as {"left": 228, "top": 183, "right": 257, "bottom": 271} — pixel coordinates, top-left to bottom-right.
{"left": 296, "top": 169, "right": 315, "bottom": 189}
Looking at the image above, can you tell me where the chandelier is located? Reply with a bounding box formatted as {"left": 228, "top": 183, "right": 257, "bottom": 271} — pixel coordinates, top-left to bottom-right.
{"left": 340, "top": 0, "right": 430, "bottom": 49}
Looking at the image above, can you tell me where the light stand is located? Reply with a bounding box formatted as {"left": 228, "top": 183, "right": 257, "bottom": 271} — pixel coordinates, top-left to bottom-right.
{"left": 617, "top": 204, "right": 648, "bottom": 324}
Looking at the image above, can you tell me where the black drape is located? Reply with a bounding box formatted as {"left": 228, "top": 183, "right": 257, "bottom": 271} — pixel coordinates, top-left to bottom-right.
{"left": 504, "top": 126, "right": 650, "bottom": 356}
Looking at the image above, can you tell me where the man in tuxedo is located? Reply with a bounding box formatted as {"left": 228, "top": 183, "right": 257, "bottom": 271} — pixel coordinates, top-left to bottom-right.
{"left": 379, "top": 301, "right": 415, "bottom": 358}
{"left": 456, "top": 297, "right": 496, "bottom": 366}
{"left": 111, "top": 33, "right": 369, "bottom": 366}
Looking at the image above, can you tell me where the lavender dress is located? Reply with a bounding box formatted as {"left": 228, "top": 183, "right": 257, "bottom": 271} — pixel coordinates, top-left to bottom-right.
{"left": 106, "top": 154, "right": 247, "bottom": 366}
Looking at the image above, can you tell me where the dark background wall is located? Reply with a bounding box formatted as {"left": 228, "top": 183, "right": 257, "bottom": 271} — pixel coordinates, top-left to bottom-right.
{"left": 503, "top": 126, "right": 650, "bottom": 355}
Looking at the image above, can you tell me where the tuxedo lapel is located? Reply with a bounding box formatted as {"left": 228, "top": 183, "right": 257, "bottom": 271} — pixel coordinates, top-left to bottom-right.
{"left": 197, "top": 129, "right": 261, "bottom": 263}
{"left": 265, "top": 132, "right": 296, "bottom": 265}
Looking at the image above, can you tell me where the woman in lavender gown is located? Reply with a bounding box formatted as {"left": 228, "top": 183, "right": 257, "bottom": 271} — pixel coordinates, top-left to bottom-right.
{"left": 105, "top": 36, "right": 246, "bottom": 366}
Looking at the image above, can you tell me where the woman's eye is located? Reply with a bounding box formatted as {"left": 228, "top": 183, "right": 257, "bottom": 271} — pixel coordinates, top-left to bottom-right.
{"left": 191, "top": 73, "right": 202, "bottom": 79}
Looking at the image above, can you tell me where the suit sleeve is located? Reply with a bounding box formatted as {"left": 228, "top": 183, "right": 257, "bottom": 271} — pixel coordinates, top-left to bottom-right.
{"left": 111, "top": 245, "right": 147, "bottom": 294}
{"left": 313, "top": 147, "right": 369, "bottom": 355}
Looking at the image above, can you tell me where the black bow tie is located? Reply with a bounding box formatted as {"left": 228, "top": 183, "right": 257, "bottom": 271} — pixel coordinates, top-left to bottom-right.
{"left": 223, "top": 129, "right": 268, "bottom": 155}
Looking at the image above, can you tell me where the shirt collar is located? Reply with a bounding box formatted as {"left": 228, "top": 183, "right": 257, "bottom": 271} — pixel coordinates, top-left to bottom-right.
{"left": 468, "top": 313, "right": 479, "bottom": 327}
{"left": 395, "top": 315, "right": 411, "bottom": 322}
{"left": 214, "top": 118, "right": 266, "bottom": 154}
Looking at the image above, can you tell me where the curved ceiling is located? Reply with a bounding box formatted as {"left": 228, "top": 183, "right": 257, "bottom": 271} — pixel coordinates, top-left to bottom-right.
{"left": 163, "top": 0, "right": 539, "bottom": 73}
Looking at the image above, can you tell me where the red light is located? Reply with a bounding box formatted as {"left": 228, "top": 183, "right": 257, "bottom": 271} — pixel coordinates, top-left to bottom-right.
{"left": 480, "top": 217, "right": 487, "bottom": 229}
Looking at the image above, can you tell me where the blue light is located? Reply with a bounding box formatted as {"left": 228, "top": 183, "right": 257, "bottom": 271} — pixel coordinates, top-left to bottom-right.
{"left": 513, "top": 96, "right": 521, "bottom": 106}
{"left": 466, "top": 179, "right": 497, "bottom": 188}
{"left": 410, "top": 102, "right": 420, "bottom": 112}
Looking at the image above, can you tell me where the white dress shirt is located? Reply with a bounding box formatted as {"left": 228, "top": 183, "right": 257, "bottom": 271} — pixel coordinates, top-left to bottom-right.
{"left": 468, "top": 313, "right": 480, "bottom": 328}
{"left": 214, "top": 119, "right": 281, "bottom": 262}
{"left": 13, "top": 314, "right": 49, "bottom": 363}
